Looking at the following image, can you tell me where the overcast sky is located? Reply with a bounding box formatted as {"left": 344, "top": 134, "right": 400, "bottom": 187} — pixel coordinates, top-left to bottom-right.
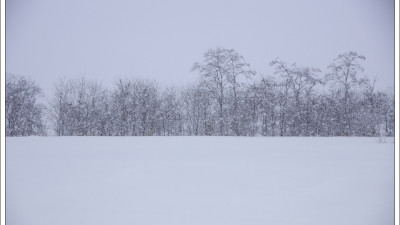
{"left": 6, "top": 0, "right": 394, "bottom": 96}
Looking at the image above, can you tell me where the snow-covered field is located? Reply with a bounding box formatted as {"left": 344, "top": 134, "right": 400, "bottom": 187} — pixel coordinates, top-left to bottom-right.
{"left": 6, "top": 137, "right": 394, "bottom": 225}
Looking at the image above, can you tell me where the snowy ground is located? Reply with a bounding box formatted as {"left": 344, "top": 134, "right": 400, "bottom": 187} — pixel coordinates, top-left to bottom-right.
{"left": 6, "top": 137, "right": 394, "bottom": 225}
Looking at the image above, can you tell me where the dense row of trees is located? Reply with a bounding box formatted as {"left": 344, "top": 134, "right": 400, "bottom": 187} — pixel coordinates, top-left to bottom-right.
{"left": 6, "top": 49, "right": 395, "bottom": 137}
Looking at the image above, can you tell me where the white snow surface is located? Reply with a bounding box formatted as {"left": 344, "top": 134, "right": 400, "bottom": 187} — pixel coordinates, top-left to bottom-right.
{"left": 6, "top": 137, "right": 394, "bottom": 225}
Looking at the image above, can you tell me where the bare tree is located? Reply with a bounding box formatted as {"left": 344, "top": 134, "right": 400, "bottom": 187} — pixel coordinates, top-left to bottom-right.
{"left": 50, "top": 78, "right": 110, "bottom": 136}
{"left": 159, "top": 87, "right": 182, "bottom": 136}
{"left": 192, "top": 48, "right": 254, "bottom": 135}
{"left": 6, "top": 74, "right": 45, "bottom": 136}
{"left": 270, "top": 59, "right": 322, "bottom": 135}
{"left": 181, "top": 82, "right": 214, "bottom": 135}
{"left": 325, "top": 51, "right": 367, "bottom": 135}
{"left": 111, "top": 78, "right": 160, "bottom": 136}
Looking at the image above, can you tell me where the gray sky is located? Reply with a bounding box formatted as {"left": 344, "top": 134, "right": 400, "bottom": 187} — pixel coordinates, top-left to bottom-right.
{"left": 6, "top": 0, "right": 394, "bottom": 96}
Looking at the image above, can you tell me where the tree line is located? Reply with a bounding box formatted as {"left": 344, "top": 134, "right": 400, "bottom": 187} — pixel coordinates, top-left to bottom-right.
{"left": 6, "top": 49, "right": 394, "bottom": 137}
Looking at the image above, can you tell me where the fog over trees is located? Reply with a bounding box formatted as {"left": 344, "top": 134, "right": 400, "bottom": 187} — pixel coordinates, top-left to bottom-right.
{"left": 6, "top": 49, "right": 394, "bottom": 137}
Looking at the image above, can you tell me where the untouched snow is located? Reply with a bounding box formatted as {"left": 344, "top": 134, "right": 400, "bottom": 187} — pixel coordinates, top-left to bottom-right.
{"left": 6, "top": 137, "right": 394, "bottom": 225}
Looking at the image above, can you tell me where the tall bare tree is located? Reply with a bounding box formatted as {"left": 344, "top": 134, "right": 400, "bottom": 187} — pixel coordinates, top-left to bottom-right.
{"left": 325, "top": 51, "right": 367, "bottom": 135}
{"left": 192, "top": 48, "right": 254, "bottom": 135}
